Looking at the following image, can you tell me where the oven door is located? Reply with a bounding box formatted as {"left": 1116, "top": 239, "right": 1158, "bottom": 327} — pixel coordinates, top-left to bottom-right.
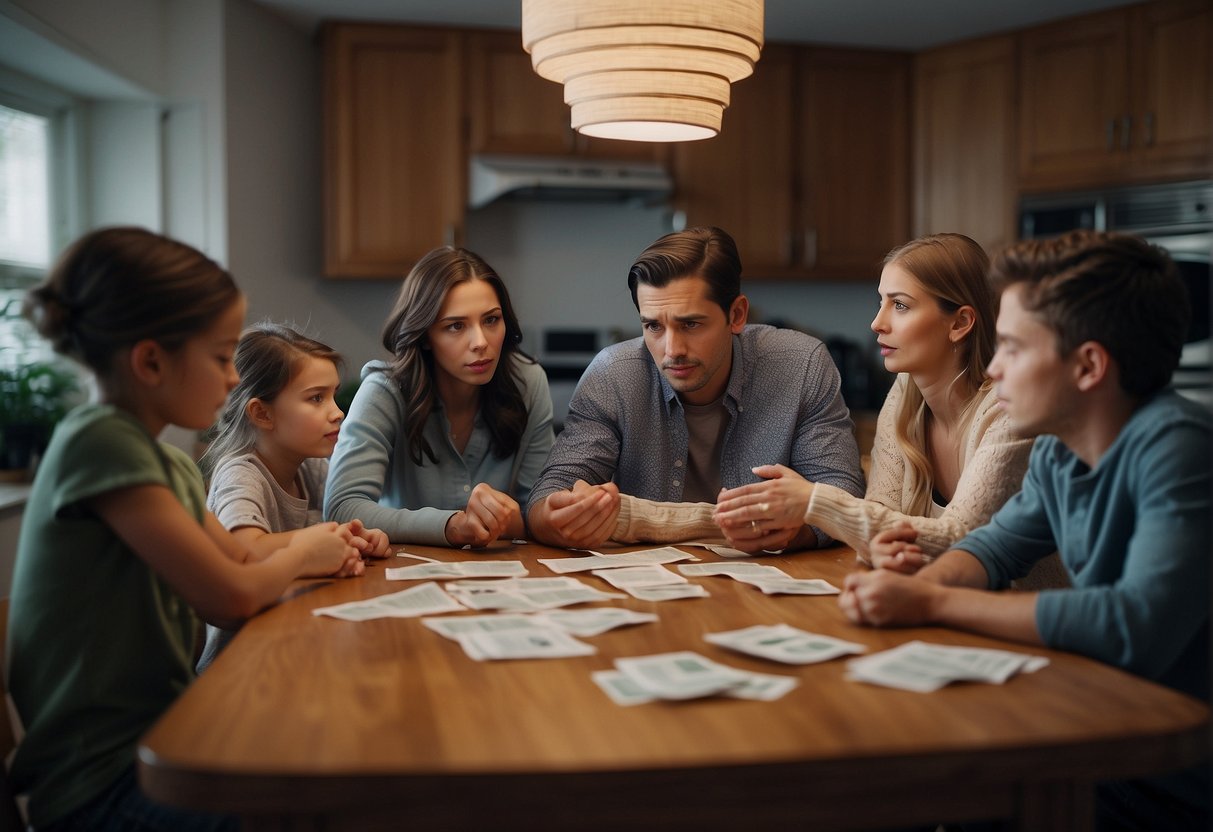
{"left": 1147, "top": 231, "right": 1212, "bottom": 408}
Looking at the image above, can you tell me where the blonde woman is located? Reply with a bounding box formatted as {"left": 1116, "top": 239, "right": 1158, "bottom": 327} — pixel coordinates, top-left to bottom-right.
{"left": 716, "top": 233, "right": 1033, "bottom": 567}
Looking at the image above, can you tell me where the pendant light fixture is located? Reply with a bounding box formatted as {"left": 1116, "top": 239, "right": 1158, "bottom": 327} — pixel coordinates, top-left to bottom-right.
{"left": 521, "top": 0, "right": 764, "bottom": 143}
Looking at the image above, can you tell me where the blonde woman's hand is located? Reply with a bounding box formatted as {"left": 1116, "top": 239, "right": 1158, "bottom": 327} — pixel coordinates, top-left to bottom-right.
{"left": 868, "top": 522, "right": 928, "bottom": 574}
{"left": 714, "top": 464, "right": 814, "bottom": 550}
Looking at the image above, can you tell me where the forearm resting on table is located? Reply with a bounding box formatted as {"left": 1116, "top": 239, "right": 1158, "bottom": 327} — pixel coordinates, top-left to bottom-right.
{"left": 921, "top": 550, "right": 1043, "bottom": 645}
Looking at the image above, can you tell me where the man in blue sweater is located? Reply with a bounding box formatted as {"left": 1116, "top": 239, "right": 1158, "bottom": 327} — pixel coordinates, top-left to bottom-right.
{"left": 839, "top": 229, "right": 1209, "bottom": 831}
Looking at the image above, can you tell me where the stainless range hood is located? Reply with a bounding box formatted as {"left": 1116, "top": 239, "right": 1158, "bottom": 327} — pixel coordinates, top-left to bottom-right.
{"left": 469, "top": 154, "right": 673, "bottom": 209}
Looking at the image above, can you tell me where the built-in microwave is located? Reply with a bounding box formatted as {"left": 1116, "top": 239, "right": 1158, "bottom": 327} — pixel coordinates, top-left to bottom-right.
{"left": 1019, "top": 180, "right": 1212, "bottom": 407}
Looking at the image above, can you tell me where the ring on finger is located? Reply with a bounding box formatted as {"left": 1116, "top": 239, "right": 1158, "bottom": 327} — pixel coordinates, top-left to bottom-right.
{"left": 750, "top": 520, "right": 759, "bottom": 532}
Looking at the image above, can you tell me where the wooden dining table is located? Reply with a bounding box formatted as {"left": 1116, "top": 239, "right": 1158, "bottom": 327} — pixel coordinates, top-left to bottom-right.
{"left": 138, "top": 542, "right": 1210, "bottom": 831}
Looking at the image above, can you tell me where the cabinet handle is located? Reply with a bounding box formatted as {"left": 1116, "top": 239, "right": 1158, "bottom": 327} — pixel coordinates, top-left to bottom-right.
{"left": 784, "top": 232, "right": 795, "bottom": 267}
{"left": 803, "top": 228, "right": 818, "bottom": 269}
{"left": 1120, "top": 115, "right": 1131, "bottom": 151}
{"left": 1144, "top": 112, "right": 1155, "bottom": 147}
{"left": 443, "top": 224, "right": 456, "bottom": 247}
{"left": 1106, "top": 118, "right": 1116, "bottom": 151}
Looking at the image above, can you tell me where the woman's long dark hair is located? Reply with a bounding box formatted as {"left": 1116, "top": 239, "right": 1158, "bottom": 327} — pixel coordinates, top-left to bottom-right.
{"left": 380, "top": 247, "right": 530, "bottom": 465}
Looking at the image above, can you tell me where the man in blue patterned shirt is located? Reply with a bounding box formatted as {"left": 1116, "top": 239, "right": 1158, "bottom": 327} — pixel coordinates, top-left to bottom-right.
{"left": 527, "top": 227, "right": 864, "bottom": 553}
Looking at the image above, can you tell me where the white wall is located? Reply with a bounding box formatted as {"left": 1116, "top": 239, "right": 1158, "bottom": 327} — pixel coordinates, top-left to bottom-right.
{"left": 86, "top": 101, "right": 162, "bottom": 229}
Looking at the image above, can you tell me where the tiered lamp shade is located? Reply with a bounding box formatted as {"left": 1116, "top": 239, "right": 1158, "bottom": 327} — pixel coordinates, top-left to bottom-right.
{"left": 521, "top": 0, "right": 764, "bottom": 142}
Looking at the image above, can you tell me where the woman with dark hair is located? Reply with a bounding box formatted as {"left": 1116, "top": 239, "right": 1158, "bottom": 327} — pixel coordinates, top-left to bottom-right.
{"left": 717, "top": 233, "right": 1034, "bottom": 567}
{"left": 325, "top": 246, "right": 554, "bottom": 546}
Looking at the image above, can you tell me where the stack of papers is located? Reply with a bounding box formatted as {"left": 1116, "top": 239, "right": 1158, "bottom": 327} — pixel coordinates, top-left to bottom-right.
{"left": 385, "top": 560, "right": 529, "bottom": 581}
{"left": 312, "top": 582, "right": 466, "bottom": 621}
{"left": 846, "top": 640, "right": 1050, "bottom": 692}
{"left": 704, "top": 624, "right": 867, "bottom": 664}
{"left": 592, "top": 651, "right": 799, "bottom": 706}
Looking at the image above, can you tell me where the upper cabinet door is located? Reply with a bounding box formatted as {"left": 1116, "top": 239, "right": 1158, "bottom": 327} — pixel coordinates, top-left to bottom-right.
{"left": 914, "top": 36, "right": 1017, "bottom": 254}
{"left": 1018, "top": 10, "right": 1130, "bottom": 190}
{"left": 1018, "top": 0, "right": 1211, "bottom": 191}
{"left": 466, "top": 29, "right": 663, "bottom": 161}
{"left": 1130, "top": 0, "right": 1213, "bottom": 178}
{"left": 671, "top": 44, "right": 799, "bottom": 277}
{"left": 323, "top": 24, "right": 465, "bottom": 278}
{"left": 798, "top": 48, "right": 910, "bottom": 280}
{"left": 466, "top": 29, "right": 575, "bottom": 156}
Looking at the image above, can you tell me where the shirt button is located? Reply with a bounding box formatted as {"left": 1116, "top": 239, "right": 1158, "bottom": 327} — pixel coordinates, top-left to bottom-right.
{"left": 463, "top": 485, "right": 471, "bottom": 492}
{"left": 672, "top": 479, "right": 681, "bottom": 487}
{"left": 674, "top": 460, "right": 683, "bottom": 468}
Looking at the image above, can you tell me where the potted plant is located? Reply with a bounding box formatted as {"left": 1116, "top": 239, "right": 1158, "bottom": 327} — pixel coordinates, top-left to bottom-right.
{"left": 0, "top": 361, "right": 80, "bottom": 480}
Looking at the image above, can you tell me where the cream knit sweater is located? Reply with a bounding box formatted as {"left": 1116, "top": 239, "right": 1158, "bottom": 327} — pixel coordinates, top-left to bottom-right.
{"left": 807, "top": 377, "right": 1032, "bottom": 562}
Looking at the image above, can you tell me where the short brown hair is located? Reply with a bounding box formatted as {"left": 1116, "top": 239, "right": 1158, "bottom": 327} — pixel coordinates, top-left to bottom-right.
{"left": 627, "top": 227, "right": 742, "bottom": 316}
{"left": 989, "top": 230, "right": 1188, "bottom": 398}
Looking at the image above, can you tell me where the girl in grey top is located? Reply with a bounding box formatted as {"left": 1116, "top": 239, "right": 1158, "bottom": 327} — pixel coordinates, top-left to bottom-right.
{"left": 199, "top": 323, "right": 391, "bottom": 670}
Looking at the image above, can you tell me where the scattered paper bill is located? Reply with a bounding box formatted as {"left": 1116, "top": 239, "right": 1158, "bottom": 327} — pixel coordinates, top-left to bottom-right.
{"left": 748, "top": 577, "right": 840, "bottom": 595}
{"left": 624, "top": 584, "right": 710, "bottom": 602}
{"left": 607, "top": 651, "right": 798, "bottom": 702}
{"left": 447, "top": 577, "right": 582, "bottom": 592}
{"left": 457, "top": 627, "right": 596, "bottom": 661}
{"left": 444, "top": 576, "right": 625, "bottom": 611}
{"left": 422, "top": 608, "right": 657, "bottom": 643}
{"left": 724, "top": 670, "right": 802, "bottom": 701}
{"left": 677, "top": 562, "right": 789, "bottom": 580}
{"left": 702, "top": 544, "right": 756, "bottom": 558}
{"left": 394, "top": 550, "right": 440, "bottom": 562}
{"left": 312, "top": 582, "right": 466, "bottom": 621}
{"left": 422, "top": 614, "right": 544, "bottom": 640}
{"left": 385, "top": 560, "right": 528, "bottom": 581}
{"left": 679, "top": 541, "right": 754, "bottom": 558}
{"left": 538, "top": 608, "right": 658, "bottom": 637}
{"left": 613, "top": 651, "right": 750, "bottom": 700}
{"left": 704, "top": 624, "right": 867, "bottom": 665}
{"left": 846, "top": 640, "right": 1050, "bottom": 693}
{"left": 592, "top": 670, "right": 657, "bottom": 706}
{"left": 539, "top": 546, "right": 700, "bottom": 574}
{"left": 591, "top": 564, "right": 688, "bottom": 589}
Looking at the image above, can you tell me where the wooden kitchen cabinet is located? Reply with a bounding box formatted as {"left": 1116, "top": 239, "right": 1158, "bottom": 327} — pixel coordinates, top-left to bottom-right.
{"left": 465, "top": 29, "right": 662, "bottom": 161}
{"left": 1018, "top": 0, "right": 1212, "bottom": 191}
{"left": 671, "top": 45, "right": 799, "bottom": 276}
{"left": 913, "top": 35, "right": 1017, "bottom": 253}
{"left": 323, "top": 24, "right": 465, "bottom": 278}
{"left": 797, "top": 48, "right": 910, "bottom": 279}
{"left": 672, "top": 45, "right": 909, "bottom": 280}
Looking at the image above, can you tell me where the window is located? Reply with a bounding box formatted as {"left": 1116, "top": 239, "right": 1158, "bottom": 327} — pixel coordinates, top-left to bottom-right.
{"left": 0, "top": 90, "right": 72, "bottom": 371}
{"left": 0, "top": 104, "right": 51, "bottom": 273}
